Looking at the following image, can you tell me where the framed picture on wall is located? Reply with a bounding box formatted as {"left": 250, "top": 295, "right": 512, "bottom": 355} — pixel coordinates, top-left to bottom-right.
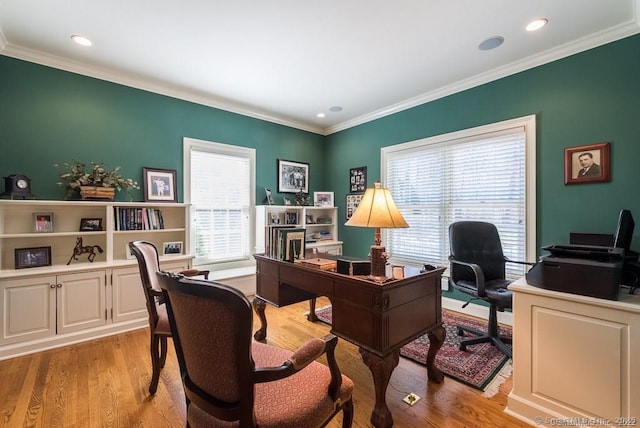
{"left": 349, "top": 166, "right": 367, "bottom": 193}
{"left": 143, "top": 167, "right": 178, "bottom": 202}
{"left": 564, "top": 142, "right": 611, "bottom": 185}
{"left": 346, "top": 193, "right": 363, "bottom": 220}
{"left": 278, "top": 159, "right": 309, "bottom": 193}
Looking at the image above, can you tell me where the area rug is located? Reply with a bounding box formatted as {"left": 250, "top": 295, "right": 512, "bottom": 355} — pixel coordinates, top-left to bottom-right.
{"left": 313, "top": 306, "right": 512, "bottom": 395}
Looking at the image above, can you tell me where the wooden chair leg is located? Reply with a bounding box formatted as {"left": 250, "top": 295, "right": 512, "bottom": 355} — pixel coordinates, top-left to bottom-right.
{"left": 160, "top": 336, "right": 168, "bottom": 368}
{"left": 149, "top": 333, "right": 161, "bottom": 395}
{"left": 342, "top": 397, "right": 354, "bottom": 428}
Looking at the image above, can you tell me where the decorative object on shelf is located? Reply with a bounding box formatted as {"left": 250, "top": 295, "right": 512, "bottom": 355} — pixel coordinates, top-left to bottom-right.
{"left": 283, "top": 197, "right": 291, "bottom": 206}
{"left": 1, "top": 174, "right": 35, "bottom": 199}
{"left": 294, "top": 190, "right": 310, "bottom": 206}
{"left": 33, "top": 212, "right": 54, "bottom": 233}
{"left": 66, "top": 236, "right": 104, "bottom": 265}
{"left": 264, "top": 188, "right": 274, "bottom": 205}
{"left": 79, "top": 217, "right": 103, "bottom": 231}
{"left": 345, "top": 193, "right": 363, "bottom": 220}
{"left": 278, "top": 159, "right": 309, "bottom": 193}
{"left": 55, "top": 161, "right": 139, "bottom": 200}
{"left": 162, "top": 241, "right": 183, "bottom": 255}
{"left": 142, "top": 167, "right": 177, "bottom": 202}
{"left": 285, "top": 212, "right": 298, "bottom": 225}
{"left": 564, "top": 142, "right": 611, "bottom": 185}
{"left": 15, "top": 246, "right": 52, "bottom": 269}
{"left": 314, "top": 191, "right": 334, "bottom": 207}
{"left": 344, "top": 182, "right": 409, "bottom": 282}
{"left": 349, "top": 166, "right": 367, "bottom": 193}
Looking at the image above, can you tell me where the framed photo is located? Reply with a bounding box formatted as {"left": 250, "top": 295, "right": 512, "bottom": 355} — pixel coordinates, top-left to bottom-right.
{"left": 264, "top": 188, "right": 275, "bottom": 205}
{"left": 314, "top": 191, "right": 334, "bottom": 207}
{"left": 349, "top": 166, "right": 367, "bottom": 193}
{"left": 33, "top": 212, "right": 54, "bottom": 233}
{"left": 278, "top": 159, "right": 309, "bottom": 193}
{"left": 79, "top": 218, "right": 103, "bottom": 231}
{"left": 162, "top": 241, "right": 183, "bottom": 255}
{"left": 15, "top": 246, "right": 51, "bottom": 269}
{"left": 564, "top": 142, "right": 611, "bottom": 185}
{"left": 346, "top": 193, "right": 363, "bottom": 220}
{"left": 143, "top": 167, "right": 178, "bottom": 202}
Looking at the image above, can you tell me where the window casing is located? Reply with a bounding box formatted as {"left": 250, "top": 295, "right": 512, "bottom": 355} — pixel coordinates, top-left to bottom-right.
{"left": 381, "top": 115, "right": 536, "bottom": 278}
{"left": 183, "top": 138, "right": 255, "bottom": 270}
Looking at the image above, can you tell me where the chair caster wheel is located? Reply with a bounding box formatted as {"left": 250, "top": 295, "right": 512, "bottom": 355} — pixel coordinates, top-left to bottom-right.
{"left": 459, "top": 344, "right": 467, "bottom": 351}
{"left": 457, "top": 327, "right": 464, "bottom": 336}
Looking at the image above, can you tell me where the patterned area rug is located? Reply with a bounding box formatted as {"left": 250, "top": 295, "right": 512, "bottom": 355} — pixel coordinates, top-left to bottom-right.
{"left": 314, "top": 306, "right": 512, "bottom": 394}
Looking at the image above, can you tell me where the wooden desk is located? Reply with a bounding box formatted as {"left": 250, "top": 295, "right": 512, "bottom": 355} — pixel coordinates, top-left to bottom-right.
{"left": 253, "top": 255, "right": 446, "bottom": 428}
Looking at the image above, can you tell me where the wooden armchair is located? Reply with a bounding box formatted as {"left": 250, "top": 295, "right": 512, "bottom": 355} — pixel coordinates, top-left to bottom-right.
{"left": 128, "top": 240, "right": 209, "bottom": 394}
{"left": 156, "top": 271, "right": 354, "bottom": 427}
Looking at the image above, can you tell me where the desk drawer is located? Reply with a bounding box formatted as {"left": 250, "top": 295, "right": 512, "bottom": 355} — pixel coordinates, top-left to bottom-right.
{"left": 280, "top": 264, "right": 334, "bottom": 296}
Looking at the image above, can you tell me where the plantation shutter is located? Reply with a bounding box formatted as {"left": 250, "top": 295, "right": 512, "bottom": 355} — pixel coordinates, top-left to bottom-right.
{"left": 191, "top": 150, "right": 251, "bottom": 263}
{"left": 384, "top": 128, "right": 527, "bottom": 277}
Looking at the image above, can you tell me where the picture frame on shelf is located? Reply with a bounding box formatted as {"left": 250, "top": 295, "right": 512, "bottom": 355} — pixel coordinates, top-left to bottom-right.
{"left": 79, "top": 217, "right": 103, "bottom": 231}
{"left": 346, "top": 193, "right": 363, "bottom": 220}
{"left": 314, "top": 191, "right": 334, "bottom": 207}
{"left": 162, "top": 241, "right": 183, "bottom": 255}
{"left": 349, "top": 166, "right": 367, "bottom": 193}
{"left": 143, "top": 167, "right": 178, "bottom": 202}
{"left": 285, "top": 212, "right": 299, "bottom": 225}
{"left": 33, "top": 212, "right": 54, "bottom": 233}
{"left": 305, "top": 214, "right": 314, "bottom": 224}
{"left": 15, "top": 246, "right": 52, "bottom": 269}
{"left": 278, "top": 159, "right": 309, "bottom": 193}
{"left": 564, "top": 142, "right": 611, "bottom": 185}
{"left": 264, "top": 188, "right": 275, "bottom": 205}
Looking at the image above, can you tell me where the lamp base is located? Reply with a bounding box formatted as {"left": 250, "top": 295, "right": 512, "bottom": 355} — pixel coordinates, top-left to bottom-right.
{"left": 369, "top": 245, "right": 388, "bottom": 283}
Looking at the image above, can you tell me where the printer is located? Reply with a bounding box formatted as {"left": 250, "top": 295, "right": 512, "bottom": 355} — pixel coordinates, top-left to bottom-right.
{"left": 525, "top": 244, "right": 624, "bottom": 300}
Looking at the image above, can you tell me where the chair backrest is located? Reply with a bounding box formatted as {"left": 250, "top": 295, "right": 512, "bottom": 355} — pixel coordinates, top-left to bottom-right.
{"left": 129, "top": 241, "right": 163, "bottom": 324}
{"left": 156, "top": 271, "right": 256, "bottom": 424}
{"left": 449, "top": 221, "right": 506, "bottom": 282}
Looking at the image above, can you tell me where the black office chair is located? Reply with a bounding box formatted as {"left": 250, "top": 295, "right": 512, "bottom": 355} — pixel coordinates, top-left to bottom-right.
{"left": 448, "top": 221, "right": 532, "bottom": 358}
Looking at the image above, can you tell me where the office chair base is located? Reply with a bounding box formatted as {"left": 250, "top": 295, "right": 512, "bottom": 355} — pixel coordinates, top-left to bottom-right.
{"left": 457, "top": 325, "right": 512, "bottom": 358}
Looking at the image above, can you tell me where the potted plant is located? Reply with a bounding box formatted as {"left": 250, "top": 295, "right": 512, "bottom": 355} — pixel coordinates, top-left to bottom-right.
{"left": 55, "top": 160, "right": 139, "bottom": 200}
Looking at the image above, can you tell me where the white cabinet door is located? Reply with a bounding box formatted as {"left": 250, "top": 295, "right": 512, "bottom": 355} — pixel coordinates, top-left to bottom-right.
{"left": 0, "top": 276, "right": 56, "bottom": 345}
{"left": 56, "top": 271, "right": 107, "bottom": 334}
{"left": 111, "top": 266, "right": 147, "bottom": 324}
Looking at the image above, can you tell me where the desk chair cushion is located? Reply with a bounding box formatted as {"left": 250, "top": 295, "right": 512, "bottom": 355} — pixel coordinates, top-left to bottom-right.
{"left": 454, "top": 278, "right": 512, "bottom": 309}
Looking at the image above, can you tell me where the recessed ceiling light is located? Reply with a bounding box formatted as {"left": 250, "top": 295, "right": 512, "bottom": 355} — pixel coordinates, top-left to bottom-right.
{"left": 526, "top": 18, "right": 548, "bottom": 32}
{"left": 329, "top": 106, "right": 343, "bottom": 113}
{"left": 479, "top": 36, "right": 504, "bottom": 51}
{"left": 317, "top": 112, "right": 326, "bottom": 118}
{"left": 71, "top": 34, "right": 92, "bottom": 46}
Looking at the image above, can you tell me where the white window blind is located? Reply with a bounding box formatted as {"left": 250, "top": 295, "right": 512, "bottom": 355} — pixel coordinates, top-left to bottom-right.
{"left": 187, "top": 141, "right": 254, "bottom": 266}
{"left": 383, "top": 119, "right": 534, "bottom": 278}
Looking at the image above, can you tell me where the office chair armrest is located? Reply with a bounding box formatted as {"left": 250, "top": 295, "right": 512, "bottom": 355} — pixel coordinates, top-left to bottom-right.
{"left": 254, "top": 334, "right": 343, "bottom": 399}
{"left": 449, "top": 257, "right": 486, "bottom": 295}
{"left": 505, "top": 258, "right": 535, "bottom": 266}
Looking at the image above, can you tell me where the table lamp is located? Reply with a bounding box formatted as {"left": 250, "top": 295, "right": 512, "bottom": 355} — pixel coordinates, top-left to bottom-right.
{"left": 345, "top": 182, "right": 408, "bottom": 282}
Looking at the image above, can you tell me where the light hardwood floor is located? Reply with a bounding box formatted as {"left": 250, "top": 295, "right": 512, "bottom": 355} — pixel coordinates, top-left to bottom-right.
{"left": 0, "top": 297, "right": 530, "bottom": 427}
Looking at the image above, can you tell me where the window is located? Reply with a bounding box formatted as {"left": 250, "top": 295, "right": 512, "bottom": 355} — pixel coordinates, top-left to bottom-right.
{"left": 381, "top": 115, "right": 536, "bottom": 278}
{"left": 183, "top": 138, "right": 255, "bottom": 269}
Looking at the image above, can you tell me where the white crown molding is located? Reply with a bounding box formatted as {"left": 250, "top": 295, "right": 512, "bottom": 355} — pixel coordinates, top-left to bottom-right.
{"left": 325, "top": 19, "right": 640, "bottom": 135}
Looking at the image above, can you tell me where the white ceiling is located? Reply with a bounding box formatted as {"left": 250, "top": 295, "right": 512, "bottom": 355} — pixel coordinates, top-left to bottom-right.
{"left": 1, "top": 1, "right": 639, "bottom": 135}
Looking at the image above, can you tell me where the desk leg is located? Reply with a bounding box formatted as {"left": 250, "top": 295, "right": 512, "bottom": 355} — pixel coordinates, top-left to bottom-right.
{"left": 426, "top": 324, "right": 446, "bottom": 383}
{"left": 359, "top": 348, "right": 399, "bottom": 428}
{"left": 252, "top": 297, "right": 267, "bottom": 341}
{"left": 307, "top": 298, "right": 318, "bottom": 322}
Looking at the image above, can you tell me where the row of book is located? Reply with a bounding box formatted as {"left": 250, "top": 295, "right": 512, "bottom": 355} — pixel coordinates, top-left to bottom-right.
{"left": 264, "top": 225, "right": 306, "bottom": 261}
{"left": 114, "top": 207, "right": 165, "bottom": 231}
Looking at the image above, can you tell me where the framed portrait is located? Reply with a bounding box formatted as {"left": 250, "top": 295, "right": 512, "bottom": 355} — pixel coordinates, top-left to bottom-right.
{"left": 33, "top": 212, "right": 54, "bottom": 233}
{"left": 264, "top": 188, "right": 275, "bottom": 205}
{"left": 162, "top": 241, "right": 183, "bottom": 255}
{"left": 564, "top": 142, "right": 611, "bottom": 185}
{"left": 349, "top": 166, "right": 367, "bottom": 193}
{"left": 346, "top": 193, "right": 363, "bottom": 220}
{"left": 314, "top": 191, "right": 334, "bottom": 207}
{"left": 15, "top": 246, "right": 52, "bottom": 269}
{"left": 143, "top": 167, "right": 178, "bottom": 202}
{"left": 79, "top": 217, "right": 103, "bottom": 231}
{"left": 278, "top": 159, "right": 309, "bottom": 193}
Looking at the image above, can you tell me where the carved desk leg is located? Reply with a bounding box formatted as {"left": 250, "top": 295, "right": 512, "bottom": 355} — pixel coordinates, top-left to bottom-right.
{"left": 252, "top": 297, "right": 267, "bottom": 341}
{"left": 359, "top": 348, "right": 400, "bottom": 428}
{"left": 426, "top": 323, "right": 446, "bottom": 383}
{"left": 307, "top": 297, "right": 318, "bottom": 322}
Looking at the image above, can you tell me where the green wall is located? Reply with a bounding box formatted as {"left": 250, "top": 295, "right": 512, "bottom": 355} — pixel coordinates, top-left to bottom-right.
{"left": 326, "top": 34, "right": 640, "bottom": 260}
{"left": 0, "top": 56, "right": 325, "bottom": 203}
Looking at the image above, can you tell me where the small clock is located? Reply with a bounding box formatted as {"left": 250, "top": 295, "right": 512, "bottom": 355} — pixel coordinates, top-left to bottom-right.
{"left": 1, "top": 174, "right": 35, "bottom": 199}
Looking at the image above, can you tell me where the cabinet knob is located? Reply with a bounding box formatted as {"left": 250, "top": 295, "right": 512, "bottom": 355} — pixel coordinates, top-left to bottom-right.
{"left": 50, "top": 284, "right": 56, "bottom": 289}
{"left": 56, "top": 283, "right": 62, "bottom": 288}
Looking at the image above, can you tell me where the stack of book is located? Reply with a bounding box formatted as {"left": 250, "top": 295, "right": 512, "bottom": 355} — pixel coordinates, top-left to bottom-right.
{"left": 114, "top": 207, "right": 164, "bottom": 231}
{"left": 264, "top": 225, "right": 306, "bottom": 261}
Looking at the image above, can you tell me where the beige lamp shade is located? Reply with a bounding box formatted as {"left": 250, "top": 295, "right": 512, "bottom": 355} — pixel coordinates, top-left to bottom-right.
{"left": 345, "top": 182, "right": 408, "bottom": 229}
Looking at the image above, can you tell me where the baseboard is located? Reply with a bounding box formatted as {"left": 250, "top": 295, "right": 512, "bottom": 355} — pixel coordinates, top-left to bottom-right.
{"left": 442, "top": 296, "right": 513, "bottom": 326}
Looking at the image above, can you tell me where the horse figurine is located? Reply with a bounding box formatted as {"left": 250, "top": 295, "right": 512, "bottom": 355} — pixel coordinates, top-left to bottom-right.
{"left": 67, "top": 237, "right": 104, "bottom": 265}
